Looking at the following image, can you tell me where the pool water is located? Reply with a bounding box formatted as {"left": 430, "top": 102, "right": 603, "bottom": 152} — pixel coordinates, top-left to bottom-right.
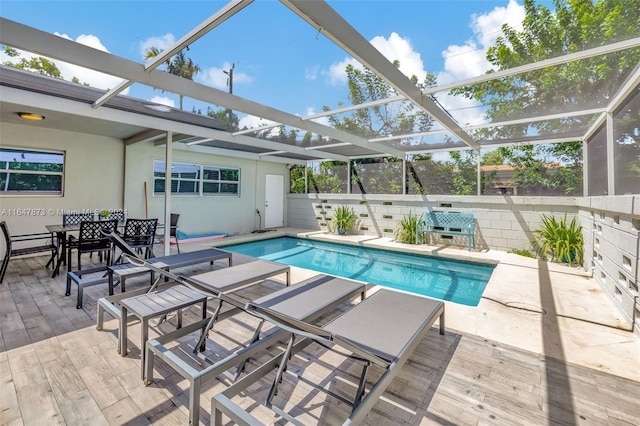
{"left": 220, "top": 237, "right": 494, "bottom": 306}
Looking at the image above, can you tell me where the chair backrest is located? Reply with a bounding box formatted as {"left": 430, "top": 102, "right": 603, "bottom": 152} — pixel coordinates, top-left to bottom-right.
{"left": 78, "top": 219, "right": 118, "bottom": 247}
{"left": 63, "top": 212, "right": 95, "bottom": 226}
{"left": 101, "top": 230, "right": 142, "bottom": 259}
{"left": 0, "top": 221, "right": 11, "bottom": 251}
{"left": 123, "top": 218, "right": 158, "bottom": 245}
{"left": 102, "top": 209, "right": 126, "bottom": 224}
{"left": 170, "top": 213, "right": 180, "bottom": 237}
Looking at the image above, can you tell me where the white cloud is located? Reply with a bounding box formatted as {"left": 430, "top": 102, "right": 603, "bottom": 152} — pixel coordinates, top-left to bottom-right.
{"left": 140, "top": 33, "right": 176, "bottom": 58}
{"left": 198, "top": 62, "right": 252, "bottom": 91}
{"left": 304, "top": 64, "right": 319, "bottom": 81}
{"left": 304, "top": 107, "right": 330, "bottom": 127}
{"left": 149, "top": 96, "right": 175, "bottom": 108}
{"left": 238, "top": 114, "right": 277, "bottom": 132}
{"left": 436, "top": 0, "right": 525, "bottom": 126}
{"left": 0, "top": 32, "right": 129, "bottom": 93}
{"left": 327, "top": 32, "right": 428, "bottom": 85}
{"left": 371, "top": 32, "right": 426, "bottom": 79}
{"left": 439, "top": 0, "right": 525, "bottom": 83}
{"left": 326, "top": 57, "right": 358, "bottom": 85}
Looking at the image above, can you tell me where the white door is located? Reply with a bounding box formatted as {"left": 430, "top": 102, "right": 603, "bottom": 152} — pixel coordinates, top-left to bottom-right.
{"left": 264, "top": 174, "right": 284, "bottom": 228}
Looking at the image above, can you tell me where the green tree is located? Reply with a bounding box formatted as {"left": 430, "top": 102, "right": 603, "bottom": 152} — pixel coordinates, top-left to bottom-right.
{"left": 144, "top": 47, "right": 201, "bottom": 110}
{"left": 3, "top": 45, "right": 62, "bottom": 78}
{"left": 452, "top": 0, "right": 639, "bottom": 195}
{"left": 206, "top": 106, "right": 239, "bottom": 132}
{"left": 321, "top": 60, "right": 438, "bottom": 194}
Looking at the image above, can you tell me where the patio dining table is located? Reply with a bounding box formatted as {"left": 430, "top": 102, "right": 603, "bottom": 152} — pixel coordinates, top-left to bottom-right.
{"left": 46, "top": 223, "right": 123, "bottom": 277}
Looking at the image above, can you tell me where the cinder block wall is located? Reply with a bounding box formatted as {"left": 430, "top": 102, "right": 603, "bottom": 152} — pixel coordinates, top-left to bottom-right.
{"left": 287, "top": 193, "right": 640, "bottom": 332}
{"left": 287, "top": 194, "right": 579, "bottom": 251}
{"left": 577, "top": 196, "right": 640, "bottom": 330}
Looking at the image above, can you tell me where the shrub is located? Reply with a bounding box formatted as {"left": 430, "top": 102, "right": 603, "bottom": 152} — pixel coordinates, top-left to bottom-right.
{"left": 534, "top": 213, "right": 583, "bottom": 266}
{"left": 394, "top": 211, "right": 422, "bottom": 244}
{"left": 509, "top": 248, "right": 537, "bottom": 258}
{"left": 329, "top": 205, "right": 357, "bottom": 235}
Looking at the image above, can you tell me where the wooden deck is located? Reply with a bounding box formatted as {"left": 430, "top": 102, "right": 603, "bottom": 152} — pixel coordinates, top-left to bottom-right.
{"left": 1, "top": 250, "right": 639, "bottom": 425}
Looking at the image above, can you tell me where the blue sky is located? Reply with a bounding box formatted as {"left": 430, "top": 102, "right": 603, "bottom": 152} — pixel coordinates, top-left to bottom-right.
{"left": 1, "top": 0, "right": 550, "bottom": 128}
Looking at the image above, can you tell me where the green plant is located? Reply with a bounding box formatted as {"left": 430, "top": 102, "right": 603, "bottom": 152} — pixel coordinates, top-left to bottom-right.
{"left": 534, "top": 213, "right": 583, "bottom": 265}
{"left": 330, "top": 205, "right": 357, "bottom": 235}
{"left": 394, "top": 211, "right": 422, "bottom": 244}
{"left": 509, "top": 248, "right": 537, "bottom": 258}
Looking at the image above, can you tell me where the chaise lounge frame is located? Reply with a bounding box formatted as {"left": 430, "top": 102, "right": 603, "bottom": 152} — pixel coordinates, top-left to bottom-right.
{"left": 145, "top": 274, "right": 367, "bottom": 425}
{"left": 212, "top": 288, "right": 445, "bottom": 426}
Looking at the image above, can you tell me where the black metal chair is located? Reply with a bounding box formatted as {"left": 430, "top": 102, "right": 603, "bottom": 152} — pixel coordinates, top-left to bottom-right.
{"left": 101, "top": 210, "right": 126, "bottom": 224}
{"left": 63, "top": 212, "right": 95, "bottom": 226}
{"left": 120, "top": 218, "right": 158, "bottom": 260}
{"left": 170, "top": 213, "right": 181, "bottom": 254}
{"left": 67, "top": 219, "right": 118, "bottom": 270}
{"left": 1, "top": 221, "right": 59, "bottom": 283}
{"left": 60, "top": 212, "right": 95, "bottom": 265}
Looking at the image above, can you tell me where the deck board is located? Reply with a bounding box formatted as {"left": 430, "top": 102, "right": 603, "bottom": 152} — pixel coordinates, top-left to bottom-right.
{"left": 1, "top": 249, "right": 639, "bottom": 425}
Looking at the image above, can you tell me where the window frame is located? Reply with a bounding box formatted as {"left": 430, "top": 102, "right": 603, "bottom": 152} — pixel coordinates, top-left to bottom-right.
{"left": 153, "top": 160, "right": 240, "bottom": 197}
{"left": 0, "top": 146, "right": 65, "bottom": 196}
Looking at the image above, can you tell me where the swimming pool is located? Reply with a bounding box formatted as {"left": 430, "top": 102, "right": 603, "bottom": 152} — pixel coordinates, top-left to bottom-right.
{"left": 220, "top": 237, "right": 494, "bottom": 306}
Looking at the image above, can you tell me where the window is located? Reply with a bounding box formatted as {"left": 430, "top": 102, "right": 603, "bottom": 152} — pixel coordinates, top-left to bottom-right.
{"left": 153, "top": 161, "right": 239, "bottom": 196}
{"left": 0, "top": 147, "right": 64, "bottom": 195}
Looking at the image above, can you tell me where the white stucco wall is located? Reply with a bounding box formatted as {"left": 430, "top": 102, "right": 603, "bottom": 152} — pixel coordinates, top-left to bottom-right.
{"left": 0, "top": 122, "right": 124, "bottom": 236}
{"left": 123, "top": 141, "right": 289, "bottom": 236}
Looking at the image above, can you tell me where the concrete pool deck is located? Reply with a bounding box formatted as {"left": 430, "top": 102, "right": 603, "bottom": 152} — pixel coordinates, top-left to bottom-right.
{"left": 208, "top": 227, "right": 640, "bottom": 382}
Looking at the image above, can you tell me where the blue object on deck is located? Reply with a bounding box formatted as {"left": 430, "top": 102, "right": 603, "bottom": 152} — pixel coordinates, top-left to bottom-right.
{"left": 176, "top": 230, "right": 231, "bottom": 240}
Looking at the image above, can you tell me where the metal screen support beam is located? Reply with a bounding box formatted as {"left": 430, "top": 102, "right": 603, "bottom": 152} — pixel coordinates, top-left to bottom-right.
{"left": 281, "top": 0, "right": 478, "bottom": 150}
{"left": 606, "top": 113, "right": 615, "bottom": 196}
{"left": 477, "top": 150, "right": 481, "bottom": 196}
{"left": 164, "top": 132, "right": 173, "bottom": 256}
{"left": 347, "top": 160, "right": 352, "bottom": 194}
{"left": 402, "top": 157, "right": 407, "bottom": 195}
{"left": 583, "top": 139, "right": 589, "bottom": 196}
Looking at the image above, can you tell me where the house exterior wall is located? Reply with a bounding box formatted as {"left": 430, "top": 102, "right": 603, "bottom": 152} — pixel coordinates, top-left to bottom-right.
{"left": 0, "top": 122, "right": 124, "bottom": 235}
{"left": 123, "top": 141, "right": 289, "bottom": 236}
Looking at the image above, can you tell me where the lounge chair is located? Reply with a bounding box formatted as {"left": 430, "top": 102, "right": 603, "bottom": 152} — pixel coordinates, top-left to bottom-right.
{"left": 95, "top": 233, "right": 290, "bottom": 377}
{"left": 212, "top": 288, "right": 445, "bottom": 426}
{"left": 118, "top": 259, "right": 291, "bottom": 380}
{"left": 144, "top": 273, "right": 367, "bottom": 425}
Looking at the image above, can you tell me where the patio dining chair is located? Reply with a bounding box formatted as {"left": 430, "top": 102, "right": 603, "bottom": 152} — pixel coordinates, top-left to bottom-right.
{"left": 169, "top": 213, "right": 180, "bottom": 253}
{"left": 119, "top": 218, "right": 158, "bottom": 260}
{"left": 67, "top": 219, "right": 118, "bottom": 270}
{"left": 63, "top": 212, "right": 95, "bottom": 226}
{"left": 1, "top": 221, "right": 59, "bottom": 283}
{"left": 157, "top": 213, "right": 181, "bottom": 253}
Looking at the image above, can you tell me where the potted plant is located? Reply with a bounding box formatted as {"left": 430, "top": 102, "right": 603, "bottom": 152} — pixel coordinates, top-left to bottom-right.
{"left": 534, "top": 213, "right": 583, "bottom": 266}
{"left": 394, "top": 211, "right": 422, "bottom": 244}
{"left": 99, "top": 209, "right": 111, "bottom": 220}
{"left": 330, "top": 205, "right": 357, "bottom": 235}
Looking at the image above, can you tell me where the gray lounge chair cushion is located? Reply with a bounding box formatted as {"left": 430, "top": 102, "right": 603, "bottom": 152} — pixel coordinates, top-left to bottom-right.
{"left": 249, "top": 275, "right": 365, "bottom": 320}
{"left": 324, "top": 289, "right": 444, "bottom": 362}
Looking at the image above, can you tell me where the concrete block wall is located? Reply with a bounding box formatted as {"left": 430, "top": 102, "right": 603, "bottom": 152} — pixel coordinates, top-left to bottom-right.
{"left": 287, "top": 194, "right": 580, "bottom": 252}
{"left": 577, "top": 196, "right": 640, "bottom": 329}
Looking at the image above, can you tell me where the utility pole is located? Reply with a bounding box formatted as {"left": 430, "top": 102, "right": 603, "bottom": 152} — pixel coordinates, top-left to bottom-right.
{"left": 223, "top": 63, "right": 235, "bottom": 129}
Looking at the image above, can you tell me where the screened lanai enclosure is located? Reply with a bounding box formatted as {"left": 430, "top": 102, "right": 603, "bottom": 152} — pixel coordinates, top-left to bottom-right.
{"left": 2, "top": 2, "right": 640, "bottom": 423}
{"left": 1, "top": 0, "right": 639, "bottom": 198}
